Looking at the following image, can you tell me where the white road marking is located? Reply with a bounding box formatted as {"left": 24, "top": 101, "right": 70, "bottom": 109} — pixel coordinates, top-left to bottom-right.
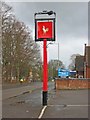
{"left": 67, "top": 104, "right": 89, "bottom": 107}
{"left": 48, "top": 104, "right": 89, "bottom": 107}
{"left": 38, "top": 106, "right": 47, "bottom": 119}
{"left": 48, "top": 104, "right": 65, "bottom": 107}
{"left": 38, "top": 104, "right": 89, "bottom": 119}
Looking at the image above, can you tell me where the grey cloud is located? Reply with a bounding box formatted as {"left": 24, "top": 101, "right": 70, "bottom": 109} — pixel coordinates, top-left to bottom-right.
{"left": 6, "top": 2, "right": 88, "bottom": 67}
{"left": 8, "top": 2, "right": 88, "bottom": 39}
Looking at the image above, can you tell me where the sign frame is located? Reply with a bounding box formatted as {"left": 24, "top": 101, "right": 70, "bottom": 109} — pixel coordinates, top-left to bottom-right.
{"left": 35, "top": 18, "right": 55, "bottom": 42}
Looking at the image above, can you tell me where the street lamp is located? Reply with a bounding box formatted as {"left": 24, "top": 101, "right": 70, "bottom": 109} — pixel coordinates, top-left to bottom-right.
{"left": 49, "top": 42, "right": 60, "bottom": 68}
{"left": 58, "top": 43, "right": 59, "bottom": 68}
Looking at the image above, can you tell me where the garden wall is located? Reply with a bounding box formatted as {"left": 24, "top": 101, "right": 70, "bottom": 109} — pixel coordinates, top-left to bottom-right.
{"left": 55, "top": 78, "right": 90, "bottom": 89}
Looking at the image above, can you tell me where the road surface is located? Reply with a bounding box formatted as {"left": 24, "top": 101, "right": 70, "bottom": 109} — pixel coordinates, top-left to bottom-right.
{"left": 2, "top": 82, "right": 89, "bottom": 119}
{"left": 0, "top": 84, "right": 2, "bottom": 119}
{"left": 2, "top": 82, "right": 42, "bottom": 100}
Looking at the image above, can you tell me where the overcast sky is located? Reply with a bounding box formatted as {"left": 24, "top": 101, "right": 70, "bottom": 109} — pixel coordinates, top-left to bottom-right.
{"left": 6, "top": 2, "right": 88, "bottom": 68}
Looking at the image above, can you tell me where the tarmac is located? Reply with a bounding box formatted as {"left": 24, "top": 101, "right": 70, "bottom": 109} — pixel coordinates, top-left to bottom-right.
{"left": 1, "top": 82, "right": 89, "bottom": 119}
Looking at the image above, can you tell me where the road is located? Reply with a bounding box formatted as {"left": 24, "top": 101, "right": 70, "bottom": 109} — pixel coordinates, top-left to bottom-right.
{"left": 2, "top": 82, "right": 42, "bottom": 100}
{"left": 0, "top": 84, "right": 2, "bottom": 120}
{"left": 2, "top": 82, "right": 89, "bottom": 119}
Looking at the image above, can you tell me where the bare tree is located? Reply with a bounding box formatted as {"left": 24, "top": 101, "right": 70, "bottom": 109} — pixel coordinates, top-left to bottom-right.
{"left": 2, "top": 2, "right": 41, "bottom": 83}
{"left": 48, "top": 59, "right": 65, "bottom": 80}
{"left": 68, "top": 54, "right": 81, "bottom": 70}
{"left": 0, "top": 1, "right": 2, "bottom": 84}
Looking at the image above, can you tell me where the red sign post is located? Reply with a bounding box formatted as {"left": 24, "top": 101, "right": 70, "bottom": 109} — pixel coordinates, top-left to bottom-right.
{"left": 43, "top": 39, "right": 48, "bottom": 105}
{"left": 34, "top": 11, "right": 56, "bottom": 106}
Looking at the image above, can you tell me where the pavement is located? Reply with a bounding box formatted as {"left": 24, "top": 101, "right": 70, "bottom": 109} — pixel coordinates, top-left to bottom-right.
{"left": 46, "top": 89, "right": 89, "bottom": 118}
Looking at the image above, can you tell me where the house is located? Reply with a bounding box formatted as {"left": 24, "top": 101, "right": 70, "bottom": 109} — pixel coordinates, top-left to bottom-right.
{"left": 75, "top": 55, "right": 84, "bottom": 78}
{"left": 84, "top": 44, "right": 90, "bottom": 78}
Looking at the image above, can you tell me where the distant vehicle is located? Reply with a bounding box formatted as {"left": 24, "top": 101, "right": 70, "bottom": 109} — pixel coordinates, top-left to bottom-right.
{"left": 58, "top": 68, "right": 70, "bottom": 78}
{"left": 69, "top": 71, "right": 76, "bottom": 77}
{"left": 58, "top": 68, "right": 76, "bottom": 78}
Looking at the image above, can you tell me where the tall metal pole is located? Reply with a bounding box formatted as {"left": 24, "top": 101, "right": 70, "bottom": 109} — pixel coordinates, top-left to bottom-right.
{"left": 58, "top": 43, "right": 59, "bottom": 68}
{"left": 43, "top": 39, "right": 48, "bottom": 106}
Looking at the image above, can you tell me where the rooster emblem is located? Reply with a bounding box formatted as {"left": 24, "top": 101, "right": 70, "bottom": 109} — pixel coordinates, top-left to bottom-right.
{"left": 42, "top": 26, "right": 49, "bottom": 34}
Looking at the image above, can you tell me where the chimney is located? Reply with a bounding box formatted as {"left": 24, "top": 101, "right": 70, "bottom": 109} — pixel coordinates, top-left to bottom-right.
{"left": 84, "top": 44, "right": 86, "bottom": 61}
{"left": 88, "top": 40, "right": 90, "bottom": 46}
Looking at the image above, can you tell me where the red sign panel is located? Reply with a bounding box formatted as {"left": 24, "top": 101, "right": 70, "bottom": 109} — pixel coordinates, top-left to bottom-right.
{"left": 37, "top": 21, "right": 53, "bottom": 39}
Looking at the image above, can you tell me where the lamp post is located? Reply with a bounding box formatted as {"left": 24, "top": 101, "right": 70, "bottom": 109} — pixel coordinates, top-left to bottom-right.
{"left": 34, "top": 10, "right": 56, "bottom": 106}
{"left": 49, "top": 42, "right": 60, "bottom": 68}
{"left": 58, "top": 43, "right": 60, "bottom": 68}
